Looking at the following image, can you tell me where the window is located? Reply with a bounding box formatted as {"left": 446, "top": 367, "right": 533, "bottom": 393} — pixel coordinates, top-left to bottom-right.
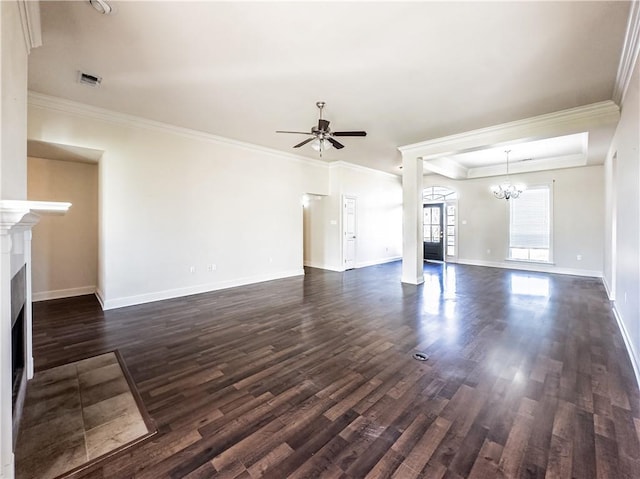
{"left": 509, "top": 186, "right": 551, "bottom": 262}
{"left": 446, "top": 205, "right": 456, "bottom": 256}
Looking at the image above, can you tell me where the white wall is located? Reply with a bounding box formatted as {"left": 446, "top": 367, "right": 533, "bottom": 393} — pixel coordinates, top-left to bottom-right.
{"left": 425, "top": 165, "right": 605, "bottom": 276}
{"left": 27, "top": 157, "right": 98, "bottom": 300}
{"left": 605, "top": 52, "right": 640, "bottom": 380}
{"left": 27, "top": 98, "right": 330, "bottom": 309}
{"left": 303, "top": 163, "right": 402, "bottom": 271}
{"left": 334, "top": 163, "right": 403, "bottom": 269}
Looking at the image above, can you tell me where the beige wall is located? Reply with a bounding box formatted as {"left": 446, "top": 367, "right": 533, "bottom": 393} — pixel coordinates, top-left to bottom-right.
{"left": 28, "top": 157, "right": 98, "bottom": 299}
{"left": 1, "top": 1, "right": 28, "bottom": 200}
{"left": 425, "top": 165, "right": 604, "bottom": 276}
{"left": 303, "top": 194, "right": 328, "bottom": 268}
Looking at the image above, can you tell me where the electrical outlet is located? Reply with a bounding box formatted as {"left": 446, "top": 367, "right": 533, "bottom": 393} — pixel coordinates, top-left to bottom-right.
{"left": 207, "top": 264, "right": 216, "bottom": 272}
{"left": 576, "top": 254, "right": 582, "bottom": 261}
{"left": 189, "top": 266, "right": 196, "bottom": 273}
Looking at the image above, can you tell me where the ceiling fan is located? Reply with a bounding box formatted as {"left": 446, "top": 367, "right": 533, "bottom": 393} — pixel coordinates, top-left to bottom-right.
{"left": 276, "top": 101, "right": 366, "bottom": 156}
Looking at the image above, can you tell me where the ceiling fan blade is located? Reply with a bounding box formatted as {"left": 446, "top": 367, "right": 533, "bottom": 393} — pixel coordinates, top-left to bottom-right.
{"left": 276, "top": 130, "right": 313, "bottom": 135}
{"left": 333, "top": 131, "right": 367, "bottom": 137}
{"left": 327, "top": 138, "right": 345, "bottom": 149}
{"left": 293, "top": 138, "right": 314, "bottom": 148}
{"left": 318, "top": 119, "right": 330, "bottom": 132}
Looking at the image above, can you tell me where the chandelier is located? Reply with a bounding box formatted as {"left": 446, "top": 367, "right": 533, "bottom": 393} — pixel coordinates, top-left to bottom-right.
{"left": 491, "top": 150, "right": 525, "bottom": 200}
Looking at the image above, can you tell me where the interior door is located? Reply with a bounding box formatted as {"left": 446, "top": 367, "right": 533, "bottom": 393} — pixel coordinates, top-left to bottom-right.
{"left": 423, "top": 204, "right": 444, "bottom": 261}
{"left": 343, "top": 196, "right": 356, "bottom": 270}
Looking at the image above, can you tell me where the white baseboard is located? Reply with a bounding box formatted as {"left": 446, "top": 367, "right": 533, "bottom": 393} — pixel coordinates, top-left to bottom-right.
{"left": 32, "top": 285, "right": 96, "bottom": 302}
{"left": 356, "top": 256, "right": 401, "bottom": 269}
{"left": 101, "top": 269, "right": 305, "bottom": 310}
{"left": 95, "top": 288, "right": 106, "bottom": 309}
{"left": 0, "top": 456, "right": 14, "bottom": 479}
{"left": 304, "top": 256, "right": 401, "bottom": 272}
{"left": 456, "top": 258, "right": 602, "bottom": 278}
{"left": 602, "top": 276, "right": 615, "bottom": 300}
{"left": 303, "top": 261, "right": 344, "bottom": 272}
{"left": 612, "top": 304, "right": 640, "bottom": 389}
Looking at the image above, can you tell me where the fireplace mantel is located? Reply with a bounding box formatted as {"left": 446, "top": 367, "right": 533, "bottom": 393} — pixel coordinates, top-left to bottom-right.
{"left": 1, "top": 199, "right": 70, "bottom": 479}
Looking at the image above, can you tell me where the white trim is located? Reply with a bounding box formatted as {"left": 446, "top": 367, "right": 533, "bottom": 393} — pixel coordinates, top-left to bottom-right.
{"left": 398, "top": 101, "right": 620, "bottom": 160}
{"left": 95, "top": 288, "right": 106, "bottom": 310}
{"left": 329, "top": 161, "right": 399, "bottom": 179}
{"left": 613, "top": 0, "right": 640, "bottom": 105}
{"left": 100, "top": 269, "right": 304, "bottom": 310}
{"left": 602, "top": 276, "right": 615, "bottom": 301}
{"left": 0, "top": 200, "right": 71, "bottom": 214}
{"left": 456, "top": 258, "right": 602, "bottom": 278}
{"left": 401, "top": 274, "right": 425, "bottom": 285}
{"left": 27, "top": 92, "right": 328, "bottom": 169}
{"left": 17, "top": 0, "right": 42, "bottom": 53}
{"left": 611, "top": 305, "right": 640, "bottom": 390}
{"left": 32, "top": 286, "right": 96, "bottom": 302}
{"left": 355, "top": 256, "right": 402, "bottom": 269}
{"left": 303, "top": 261, "right": 345, "bottom": 272}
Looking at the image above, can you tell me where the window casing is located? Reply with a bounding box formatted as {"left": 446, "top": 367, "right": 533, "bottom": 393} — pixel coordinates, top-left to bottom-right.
{"left": 509, "top": 185, "right": 552, "bottom": 262}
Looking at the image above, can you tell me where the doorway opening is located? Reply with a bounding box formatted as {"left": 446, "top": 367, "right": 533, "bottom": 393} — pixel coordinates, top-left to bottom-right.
{"left": 423, "top": 186, "right": 458, "bottom": 263}
{"left": 27, "top": 140, "right": 101, "bottom": 302}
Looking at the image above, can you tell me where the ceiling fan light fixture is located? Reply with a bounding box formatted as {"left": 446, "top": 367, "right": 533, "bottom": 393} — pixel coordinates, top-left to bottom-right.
{"left": 310, "top": 138, "right": 332, "bottom": 152}
{"left": 276, "top": 101, "right": 366, "bottom": 156}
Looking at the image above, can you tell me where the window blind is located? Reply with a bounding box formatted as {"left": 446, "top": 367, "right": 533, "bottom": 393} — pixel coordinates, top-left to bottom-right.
{"left": 509, "top": 187, "right": 550, "bottom": 249}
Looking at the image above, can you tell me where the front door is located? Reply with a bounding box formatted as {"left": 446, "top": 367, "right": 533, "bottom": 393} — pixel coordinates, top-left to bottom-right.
{"left": 423, "top": 204, "right": 444, "bottom": 261}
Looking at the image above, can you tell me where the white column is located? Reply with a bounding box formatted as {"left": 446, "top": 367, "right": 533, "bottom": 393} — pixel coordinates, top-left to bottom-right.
{"left": 401, "top": 154, "right": 424, "bottom": 284}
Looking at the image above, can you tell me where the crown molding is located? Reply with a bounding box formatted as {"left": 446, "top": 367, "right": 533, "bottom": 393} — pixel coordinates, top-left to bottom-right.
{"left": 613, "top": 1, "right": 640, "bottom": 105}
{"left": 17, "top": 0, "right": 42, "bottom": 53}
{"left": 329, "top": 160, "right": 399, "bottom": 179}
{"left": 27, "top": 92, "right": 329, "bottom": 169}
{"left": 398, "top": 101, "right": 620, "bottom": 160}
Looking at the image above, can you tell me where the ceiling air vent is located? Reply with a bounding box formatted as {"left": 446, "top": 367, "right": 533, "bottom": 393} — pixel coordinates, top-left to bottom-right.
{"left": 78, "top": 71, "right": 102, "bottom": 87}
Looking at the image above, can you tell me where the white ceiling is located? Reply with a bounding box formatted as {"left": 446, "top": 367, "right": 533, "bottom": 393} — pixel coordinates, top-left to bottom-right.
{"left": 27, "top": 1, "right": 631, "bottom": 175}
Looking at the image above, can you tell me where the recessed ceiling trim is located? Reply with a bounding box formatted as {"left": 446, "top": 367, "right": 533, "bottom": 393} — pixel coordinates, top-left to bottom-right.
{"left": 466, "top": 153, "right": 588, "bottom": 179}
{"left": 421, "top": 157, "right": 468, "bottom": 179}
{"left": 399, "top": 101, "right": 620, "bottom": 160}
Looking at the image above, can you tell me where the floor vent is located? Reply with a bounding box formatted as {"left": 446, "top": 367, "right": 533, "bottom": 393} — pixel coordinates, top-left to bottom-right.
{"left": 412, "top": 352, "right": 429, "bottom": 361}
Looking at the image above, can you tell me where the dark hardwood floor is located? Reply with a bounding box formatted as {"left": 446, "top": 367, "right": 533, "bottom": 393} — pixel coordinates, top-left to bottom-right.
{"left": 30, "top": 262, "right": 640, "bottom": 478}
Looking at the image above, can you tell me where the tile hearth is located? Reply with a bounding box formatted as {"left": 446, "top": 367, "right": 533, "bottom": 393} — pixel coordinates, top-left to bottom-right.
{"left": 15, "top": 352, "right": 155, "bottom": 479}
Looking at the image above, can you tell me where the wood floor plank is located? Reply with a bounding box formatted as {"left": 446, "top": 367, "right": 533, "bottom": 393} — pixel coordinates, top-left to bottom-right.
{"left": 23, "top": 262, "right": 640, "bottom": 478}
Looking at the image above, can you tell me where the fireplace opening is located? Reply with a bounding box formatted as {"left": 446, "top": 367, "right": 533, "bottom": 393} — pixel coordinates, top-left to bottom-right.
{"left": 12, "top": 305, "right": 25, "bottom": 410}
